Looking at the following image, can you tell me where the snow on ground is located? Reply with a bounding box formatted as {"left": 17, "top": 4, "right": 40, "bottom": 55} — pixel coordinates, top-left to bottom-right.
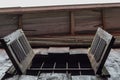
{"left": 0, "top": 48, "right": 120, "bottom": 80}
{"left": 105, "top": 49, "right": 120, "bottom": 80}
{"left": 0, "top": 49, "right": 12, "bottom": 79}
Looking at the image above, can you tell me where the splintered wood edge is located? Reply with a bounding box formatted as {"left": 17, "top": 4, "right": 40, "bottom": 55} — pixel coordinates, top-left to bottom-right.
{"left": 48, "top": 47, "right": 70, "bottom": 53}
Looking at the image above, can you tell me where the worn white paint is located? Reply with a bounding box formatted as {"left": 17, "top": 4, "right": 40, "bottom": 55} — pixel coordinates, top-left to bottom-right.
{"left": 0, "top": 0, "right": 120, "bottom": 8}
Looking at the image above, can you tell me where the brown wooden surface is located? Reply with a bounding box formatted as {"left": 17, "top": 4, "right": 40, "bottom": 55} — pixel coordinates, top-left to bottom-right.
{"left": 18, "top": 14, "right": 23, "bottom": 29}
{"left": 69, "top": 11, "right": 75, "bottom": 35}
{"left": 104, "top": 8, "right": 120, "bottom": 32}
{"left": 100, "top": 9, "right": 106, "bottom": 29}
{"left": 0, "top": 14, "right": 17, "bottom": 37}
{"left": 0, "top": 3, "right": 120, "bottom": 47}
{"left": 0, "top": 7, "right": 120, "bottom": 37}
{"left": 74, "top": 9, "right": 101, "bottom": 34}
{"left": 22, "top": 11, "right": 70, "bottom": 36}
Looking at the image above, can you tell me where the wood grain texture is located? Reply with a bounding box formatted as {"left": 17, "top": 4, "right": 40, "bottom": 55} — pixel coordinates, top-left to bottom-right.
{"left": 0, "top": 7, "right": 120, "bottom": 37}
{"left": 22, "top": 11, "right": 70, "bottom": 36}
{"left": 69, "top": 11, "right": 75, "bottom": 35}
{"left": 74, "top": 9, "right": 101, "bottom": 34}
{"left": 104, "top": 8, "right": 120, "bottom": 32}
{"left": 0, "top": 14, "right": 18, "bottom": 37}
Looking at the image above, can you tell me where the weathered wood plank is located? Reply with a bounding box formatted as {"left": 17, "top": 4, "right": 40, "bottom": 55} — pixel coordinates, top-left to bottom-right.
{"left": 74, "top": 9, "right": 101, "bottom": 34}
{"left": 101, "top": 9, "right": 106, "bottom": 29}
{"left": 22, "top": 11, "right": 70, "bottom": 36}
{"left": 0, "top": 14, "right": 17, "bottom": 37}
{"left": 69, "top": 11, "right": 75, "bottom": 35}
{"left": 18, "top": 14, "right": 23, "bottom": 29}
{"left": 102, "top": 8, "right": 120, "bottom": 33}
{"left": 48, "top": 47, "right": 69, "bottom": 53}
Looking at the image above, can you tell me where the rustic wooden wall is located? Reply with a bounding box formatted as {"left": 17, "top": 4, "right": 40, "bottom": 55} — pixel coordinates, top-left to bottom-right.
{"left": 74, "top": 9, "right": 101, "bottom": 34}
{"left": 22, "top": 11, "right": 70, "bottom": 36}
{"left": 0, "top": 8, "right": 120, "bottom": 37}
{"left": 22, "top": 10, "right": 102, "bottom": 37}
{"left": 0, "top": 14, "right": 18, "bottom": 37}
{"left": 105, "top": 8, "right": 120, "bottom": 33}
{"left": 0, "top": 7, "right": 120, "bottom": 47}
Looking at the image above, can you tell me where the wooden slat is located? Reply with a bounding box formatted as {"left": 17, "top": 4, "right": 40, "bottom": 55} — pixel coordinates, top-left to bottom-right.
{"left": 0, "top": 14, "right": 17, "bottom": 37}
{"left": 18, "top": 14, "right": 23, "bottom": 29}
{"left": 104, "top": 8, "right": 120, "bottom": 32}
{"left": 28, "top": 68, "right": 93, "bottom": 71}
{"left": 22, "top": 11, "right": 69, "bottom": 36}
{"left": 74, "top": 9, "right": 101, "bottom": 34}
{"left": 90, "top": 34, "right": 100, "bottom": 54}
{"left": 48, "top": 47, "right": 69, "bottom": 53}
{"left": 101, "top": 9, "right": 106, "bottom": 29}
{"left": 69, "top": 11, "right": 75, "bottom": 35}
{"left": 94, "top": 38, "right": 106, "bottom": 62}
{"left": 0, "top": 8, "right": 120, "bottom": 38}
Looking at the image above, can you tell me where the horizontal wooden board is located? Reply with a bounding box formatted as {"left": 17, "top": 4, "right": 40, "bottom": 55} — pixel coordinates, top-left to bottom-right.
{"left": 74, "top": 9, "right": 101, "bottom": 34}
{"left": 104, "top": 8, "right": 120, "bottom": 32}
{"left": 22, "top": 11, "right": 70, "bottom": 36}
{"left": 0, "top": 8, "right": 120, "bottom": 38}
{"left": 48, "top": 47, "right": 69, "bottom": 53}
{"left": 0, "top": 14, "right": 18, "bottom": 37}
{"left": 0, "top": 14, "right": 17, "bottom": 25}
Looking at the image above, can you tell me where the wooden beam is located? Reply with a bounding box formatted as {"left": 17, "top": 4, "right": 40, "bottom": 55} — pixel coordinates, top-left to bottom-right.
{"left": 18, "top": 14, "right": 23, "bottom": 29}
{"left": 69, "top": 11, "right": 75, "bottom": 35}
{"left": 0, "top": 3, "right": 120, "bottom": 14}
{"left": 28, "top": 68, "right": 93, "bottom": 71}
{"left": 101, "top": 9, "right": 106, "bottom": 29}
